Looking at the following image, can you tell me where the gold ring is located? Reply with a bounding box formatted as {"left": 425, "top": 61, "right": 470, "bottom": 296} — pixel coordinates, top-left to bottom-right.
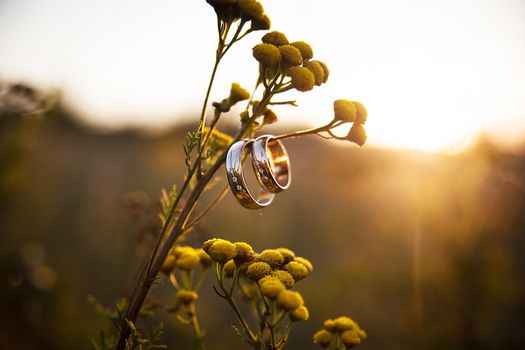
{"left": 225, "top": 139, "right": 275, "bottom": 209}
{"left": 250, "top": 135, "right": 291, "bottom": 193}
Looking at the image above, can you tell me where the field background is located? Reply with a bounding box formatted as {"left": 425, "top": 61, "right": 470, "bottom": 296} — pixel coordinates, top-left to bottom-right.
{"left": 1, "top": 102, "right": 525, "bottom": 350}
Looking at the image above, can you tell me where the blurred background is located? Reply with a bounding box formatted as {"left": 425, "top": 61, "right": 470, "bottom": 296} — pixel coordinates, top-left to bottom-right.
{"left": 1, "top": 0, "right": 525, "bottom": 349}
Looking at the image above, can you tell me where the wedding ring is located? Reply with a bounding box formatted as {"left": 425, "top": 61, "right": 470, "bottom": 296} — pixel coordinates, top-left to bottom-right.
{"left": 226, "top": 139, "right": 275, "bottom": 209}
{"left": 251, "top": 135, "right": 291, "bottom": 193}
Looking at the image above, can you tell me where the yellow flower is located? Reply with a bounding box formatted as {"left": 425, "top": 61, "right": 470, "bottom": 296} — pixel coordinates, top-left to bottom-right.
{"left": 271, "top": 270, "right": 295, "bottom": 289}
{"left": 197, "top": 248, "right": 213, "bottom": 267}
{"left": 291, "top": 41, "right": 313, "bottom": 60}
{"left": 161, "top": 255, "right": 176, "bottom": 274}
{"left": 202, "top": 238, "right": 223, "bottom": 253}
{"left": 177, "top": 250, "right": 201, "bottom": 270}
{"left": 285, "top": 261, "right": 309, "bottom": 281}
{"left": 313, "top": 329, "right": 333, "bottom": 347}
{"left": 253, "top": 43, "right": 281, "bottom": 66}
{"left": 333, "top": 99, "right": 357, "bottom": 122}
{"left": 208, "top": 240, "right": 237, "bottom": 263}
{"left": 314, "top": 60, "right": 330, "bottom": 83}
{"left": 352, "top": 101, "right": 367, "bottom": 125}
{"left": 290, "top": 305, "right": 309, "bottom": 321}
{"left": 176, "top": 289, "right": 199, "bottom": 305}
{"left": 238, "top": 0, "right": 265, "bottom": 21}
{"left": 346, "top": 123, "right": 367, "bottom": 147}
{"left": 258, "top": 276, "right": 285, "bottom": 298}
{"left": 234, "top": 242, "right": 256, "bottom": 263}
{"left": 251, "top": 14, "right": 271, "bottom": 31}
{"left": 324, "top": 318, "right": 337, "bottom": 331}
{"left": 340, "top": 330, "right": 362, "bottom": 348}
{"left": 246, "top": 261, "right": 272, "bottom": 281}
{"left": 279, "top": 45, "right": 303, "bottom": 66}
{"left": 223, "top": 259, "right": 236, "bottom": 278}
{"left": 263, "top": 109, "right": 278, "bottom": 125}
{"left": 334, "top": 316, "right": 358, "bottom": 331}
{"left": 294, "top": 256, "right": 313, "bottom": 273}
{"left": 287, "top": 66, "right": 315, "bottom": 92}
{"left": 229, "top": 82, "right": 250, "bottom": 104}
{"left": 262, "top": 31, "right": 289, "bottom": 46}
{"left": 277, "top": 290, "right": 304, "bottom": 310}
{"left": 304, "top": 60, "right": 325, "bottom": 86}
{"left": 276, "top": 248, "right": 295, "bottom": 263}
{"left": 258, "top": 249, "right": 285, "bottom": 266}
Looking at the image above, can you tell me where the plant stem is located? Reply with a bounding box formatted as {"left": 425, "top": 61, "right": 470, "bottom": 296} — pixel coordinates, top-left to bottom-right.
{"left": 188, "top": 303, "right": 207, "bottom": 350}
{"left": 273, "top": 120, "right": 338, "bottom": 141}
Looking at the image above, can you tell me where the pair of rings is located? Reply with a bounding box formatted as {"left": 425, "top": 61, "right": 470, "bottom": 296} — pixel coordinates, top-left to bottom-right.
{"left": 225, "top": 135, "right": 291, "bottom": 209}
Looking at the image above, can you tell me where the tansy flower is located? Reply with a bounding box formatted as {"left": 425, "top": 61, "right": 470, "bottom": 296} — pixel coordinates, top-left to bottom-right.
{"left": 346, "top": 123, "right": 367, "bottom": 147}
{"left": 279, "top": 45, "right": 303, "bottom": 66}
{"left": 208, "top": 240, "right": 237, "bottom": 263}
{"left": 246, "top": 261, "right": 272, "bottom": 281}
{"left": 352, "top": 101, "right": 367, "bottom": 125}
{"left": 253, "top": 43, "right": 281, "bottom": 66}
{"left": 258, "top": 249, "right": 285, "bottom": 266}
{"left": 291, "top": 41, "right": 313, "bottom": 60}
{"left": 234, "top": 242, "right": 256, "bottom": 263}
{"left": 176, "top": 289, "right": 199, "bottom": 305}
{"left": 285, "top": 261, "right": 309, "bottom": 281}
{"left": 277, "top": 290, "right": 304, "bottom": 310}
{"left": 271, "top": 270, "right": 295, "bottom": 289}
{"left": 287, "top": 66, "right": 315, "bottom": 92}
{"left": 262, "top": 31, "right": 289, "bottom": 46}
{"left": 294, "top": 256, "right": 313, "bottom": 273}
{"left": 313, "top": 329, "right": 333, "bottom": 347}
{"left": 290, "top": 305, "right": 309, "bottom": 321}
{"left": 333, "top": 99, "right": 357, "bottom": 122}
{"left": 258, "top": 276, "right": 285, "bottom": 298}
{"left": 304, "top": 60, "right": 325, "bottom": 86}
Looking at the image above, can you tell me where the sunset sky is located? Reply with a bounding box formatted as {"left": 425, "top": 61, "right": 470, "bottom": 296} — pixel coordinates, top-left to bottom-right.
{"left": 1, "top": 0, "right": 524, "bottom": 152}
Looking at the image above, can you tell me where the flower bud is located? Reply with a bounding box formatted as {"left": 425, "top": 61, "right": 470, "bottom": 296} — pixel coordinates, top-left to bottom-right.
{"left": 224, "top": 259, "right": 236, "bottom": 278}
{"left": 246, "top": 261, "right": 272, "bottom": 281}
{"left": 304, "top": 60, "right": 325, "bottom": 86}
{"left": 277, "top": 290, "right": 304, "bottom": 310}
{"left": 253, "top": 43, "right": 281, "bottom": 66}
{"left": 287, "top": 66, "right": 315, "bottom": 92}
{"left": 234, "top": 241, "right": 256, "bottom": 263}
{"left": 279, "top": 45, "right": 303, "bottom": 66}
{"left": 285, "top": 261, "right": 309, "bottom": 281}
{"left": 208, "top": 240, "right": 237, "bottom": 263}
{"left": 341, "top": 330, "right": 362, "bottom": 348}
{"left": 276, "top": 248, "right": 295, "bottom": 263}
{"left": 238, "top": 0, "right": 264, "bottom": 21}
{"left": 177, "top": 250, "right": 201, "bottom": 270}
{"left": 271, "top": 270, "right": 295, "bottom": 289}
{"left": 230, "top": 83, "right": 250, "bottom": 104}
{"left": 314, "top": 60, "right": 330, "bottom": 83}
{"left": 333, "top": 99, "right": 356, "bottom": 122}
{"left": 197, "top": 249, "right": 213, "bottom": 267}
{"left": 258, "top": 249, "right": 285, "bottom": 267}
{"left": 262, "top": 31, "right": 289, "bottom": 46}
{"left": 161, "top": 255, "right": 176, "bottom": 274}
{"left": 258, "top": 276, "right": 285, "bottom": 298}
{"left": 352, "top": 101, "right": 367, "bottom": 125}
{"left": 251, "top": 14, "right": 271, "bottom": 31}
{"left": 313, "top": 329, "right": 333, "bottom": 347}
{"left": 176, "top": 289, "right": 199, "bottom": 305}
{"left": 334, "top": 316, "right": 358, "bottom": 331}
{"left": 290, "top": 305, "right": 309, "bottom": 321}
{"left": 324, "top": 318, "right": 337, "bottom": 331}
{"left": 294, "top": 256, "right": 313, "bottom": 273}
{"left": 203, "top": 238, "right": 223, "bottom": 254}
{"left": 291, "top": 41, "right": 313, "bottom": 60}
{"left": 263, "top": 109, "right": 278, "bottom": 125}
{"left": 346, "top": 123, "right": 367, "bottom": 147}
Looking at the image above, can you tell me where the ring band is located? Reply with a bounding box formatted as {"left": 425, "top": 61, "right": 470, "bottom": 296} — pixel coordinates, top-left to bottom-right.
{"left": 251, "top": 135, "right": 291, "bottom": 193}
{"left": 226, "top": 139, "right": 275, "bottom": 209}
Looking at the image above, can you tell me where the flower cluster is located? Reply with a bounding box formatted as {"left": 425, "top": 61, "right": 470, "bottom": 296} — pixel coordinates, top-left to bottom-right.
{"left": 207, "top": 0, "right": 271, "bottom": 32}
{"left": 202, "top": 238, "right": 314, "bottom": 347}
{"left": 313, "top": 316, "right": 367, "bottom": 349}
{"left": 252, "top": 31, "right": 329, "bottom": 93}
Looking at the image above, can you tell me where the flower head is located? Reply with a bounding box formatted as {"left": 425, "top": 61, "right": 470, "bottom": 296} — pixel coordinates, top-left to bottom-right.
{"left": 294, "top": 256, "right": 313, "bottom": 273}
{"left": 262, "top": 31, "right": 289, "bottom": 46}
{"left": 304, "top": 60, "right": 325, "bottom": 86}
{"left": 207, "top": 239, "right": 237, "bottom": 263}
{"left": 271, "top": 270, "right": 295, "bottom": 289}
{"left": 176, "top": 289, "right": 199, "bottom": 305}
{"left": 234, "top": 241, "right": 256, "bottom": 263}
{"left": 279, "top": 45, "right": 303, "bottom": 66}
{"left": 346, "top": 123, "right": 367, "bottom": 147}
{"left": 287, "top": 66, "right": 315, "bottom": 92}
{"left": 313, "top": 329, "right": 333, "bottom": 347}
{"left": 246, "top": 261, "right": 272, "bottom": 281}
{"left": 291, "top": 41, "right": 313, "bottom": 60}
{"left": 258, "top": 249, "right": 285, "bottom": 266}
{"left": 333, "top": 99, "right": 357, "bottom": 122}
{"left": 238, "top": 0, "right": 265, "bottom": 21}
{"left": 285, "top": 261, "right": 309, "bottom": 281}
{"left": 352, "top": 101, "right": 368, "bottom": 125}
{"left": 258, "top": 275, "right": 285, "bottom": 298}
{"left": 290, "top": 305, "right": 309, "bottom": 321}
{"left": 253, "top": 43, "right": 281, "bottom": 66}
{"left": 277, "top": 290, "right": 304, "bottom": 310}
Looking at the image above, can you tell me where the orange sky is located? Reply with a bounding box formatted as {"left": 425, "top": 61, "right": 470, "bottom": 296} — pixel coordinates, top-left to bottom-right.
{"left": 1, "top": 0, "right": 525, "bottom": 152}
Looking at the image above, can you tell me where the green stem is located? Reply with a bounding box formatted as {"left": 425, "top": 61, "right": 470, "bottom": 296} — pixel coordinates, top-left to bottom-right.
{"left": 188, "top": 302, "right": 207, "bottom": 350}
